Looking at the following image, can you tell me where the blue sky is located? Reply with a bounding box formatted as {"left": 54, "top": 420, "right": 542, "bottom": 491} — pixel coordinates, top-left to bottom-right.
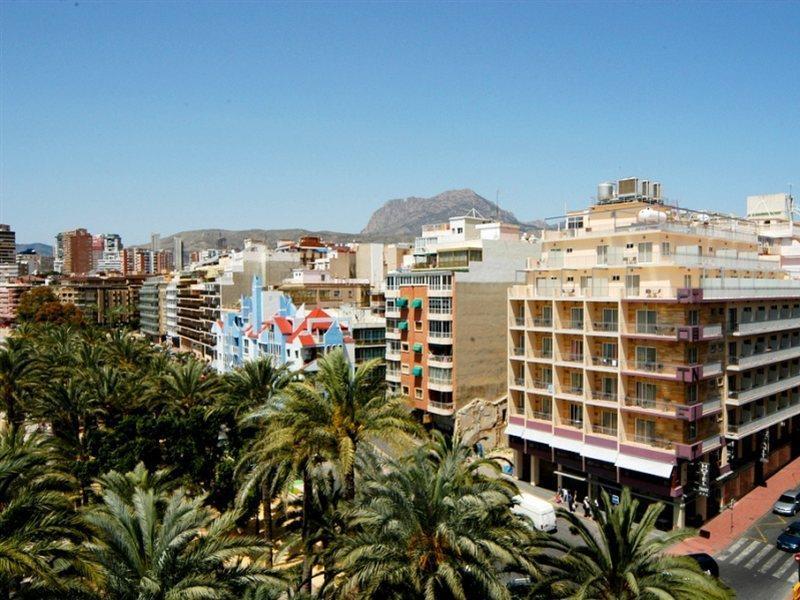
{"left": 1, "top": 2, "right": 798, "bottom": 245}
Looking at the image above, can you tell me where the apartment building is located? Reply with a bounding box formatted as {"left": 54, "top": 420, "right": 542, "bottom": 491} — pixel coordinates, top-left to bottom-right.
{"left": 0, "top": 282, "right": 33, "bottom": 324}
{"left": 93, "top": 233, "right": 123, "bottom": 273}
{"left": 55, "top": 229, "right": 93, "bottom": 275}
{"left": 165, "top": 276, "right": 179, "bottom": 346}
{"left": 0, "top": 225, "right": 17, "bottom": 280}
{"left": 386, "top": 211, "right": 541, "bottom": 429}
{"left": 279, "top": 269, "right": 371, "bottom": 309}
{"left": 175, "top": 273, "right": 219, "bottom": 361}
{"left": 55, "top": 275, "right": 144, "bottom": 324}
{"left": 506, "top": 178, "right": 800, "bottom": 529}
{"left": 139, "top": 276, "right": 166, "bottom": 340}
{"left": 17, "top": 249, "right": 54, "bottom": 276}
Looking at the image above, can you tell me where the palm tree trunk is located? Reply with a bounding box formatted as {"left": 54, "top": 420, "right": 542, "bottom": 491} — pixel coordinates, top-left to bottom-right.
{"left": 261, "top": 480, "right": 274, "bottom": 567}
{"left": 301, "top": 468, "right": 314, "bottom": 593}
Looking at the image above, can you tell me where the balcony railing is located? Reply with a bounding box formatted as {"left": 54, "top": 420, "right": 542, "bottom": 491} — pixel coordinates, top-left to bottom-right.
{"left": 729, "top": 372, "right": 800, "bottom": 404}
{"left": 590, "top": 356, "right": 618, "bottom": 367}
{"left": 728, "top": 398, "right": 800, "bottom": 436}
{"left": 564, "top": 418, "right": 584, "bottom": 429}
{"left": 590, "top": 390, "right": 617, "bottom": 402}
{"left": 429, "top": 376, "right": 453, "bottom": 385}
{"left": 561, "top": 320, "right": 584, "bottom": 331}
{"left": 512, "top": 316, "right": 526, "bottom": 327}
{"left": 735, "top": 313, "right": 800, "bottom": 335}
{"left": 563, "top": 353, "right": 584, "bottom": 364}
{"left": 633, "top": 434, "right": 674, "bottom": 449}
{"left": 561, "top": 385, "right": 584, "bottom": 396}
{"left": 533, "top": 318, "right": 553, "bottom": 327}
{"left": 531, "top": 379, "right": 554, "bottom": 391}
{"left": 635, "top": 323, "right": 678, "bottom": 336}
{"left": 539, "top": 349, "right": 553, "bottom": 359}
{"left": 428, "top": 354, "right": 453, "bottom": 364}
{"left": 591, "top": 425, "right": 618, "bottom": 437}
{"left": 625, "top": 396, "right": 673, "bottom": 412}
{"left": 592, "top": 321, "right": 618, "bottom": 332}
{"left": 512, "top": 377, "right": 525, "bottom": 387}
{"left": 729, "top": 344, "right": 800, "bottom": 369}
{"left": 531, "top": 410, "right": 552, "bottom": 421}
{"left": 428, "top": 400, "right": 454, "bottom": 412}
{"left": 511, "top": 346, "right": 526, "bottom": 357}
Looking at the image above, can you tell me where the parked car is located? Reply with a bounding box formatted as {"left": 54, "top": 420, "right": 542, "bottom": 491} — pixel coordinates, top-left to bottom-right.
{"left": 777, "top": 520, "right": 800, "bottom": 552}
{"left": 686, "top": 553, "right": 719, "bottom": 578}
{"left": 773, "top": 488, "right": 800, "bottom": 516}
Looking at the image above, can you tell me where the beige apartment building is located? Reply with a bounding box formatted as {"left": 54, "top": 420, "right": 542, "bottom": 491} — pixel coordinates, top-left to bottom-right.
{"left": 507, "top": 178, "right": 800, "bottom": 529}
{"left": 386, "top": 211, "right": 540, "bottom": 429}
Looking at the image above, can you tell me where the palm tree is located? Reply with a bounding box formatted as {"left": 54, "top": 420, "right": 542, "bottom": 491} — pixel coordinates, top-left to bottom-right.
{"left": 534, "top": 488, "right": 733, "bottom": 600}
{"left": 332, "top": 431, "right": 539, "bottom": 600}
{"left": 0, "top": 338, "right": 38, "bottom": 432}
{"left": 157, "top": 359, "right": 220, "bottom": 413}
{"left": 0, "top": 423, "right": 88, "bottom": 597}
{"left": 85, "top": 464, "right": 286, "bottom": 600}
{"left": 241, "top": 349, "right": 420, "bottom": 591}
{"left": 221, "top": 358, "right": 292, "bottom": 420}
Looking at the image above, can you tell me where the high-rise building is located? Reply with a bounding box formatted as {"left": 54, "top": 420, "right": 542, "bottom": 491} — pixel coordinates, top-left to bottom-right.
{"left": 139, "top": 276, "right": 166, "bottom": 340}
{"left": 54, "top": 229, "right": 93, "bottom": 275}
{"left": 174, "top": 237, "right": 185, "bottom": 272}
{"left": 385, "top": 210, "right": 541, "bottom": 430}
{"left": 94, "top": 233, "right": 123, "bottom": 273}
{"left": 151, "top": 232, "right": 160, "bottom": 253}
{"left": 0, "top": 225, "right": 18, "bottom": 280}
{"left": 506, "top": 178, "right": 800, "bottom": 530}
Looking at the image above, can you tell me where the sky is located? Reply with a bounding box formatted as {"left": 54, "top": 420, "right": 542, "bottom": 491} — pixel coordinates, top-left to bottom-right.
{"left": 1, "top": 2, "right": 799, "bottom": 245}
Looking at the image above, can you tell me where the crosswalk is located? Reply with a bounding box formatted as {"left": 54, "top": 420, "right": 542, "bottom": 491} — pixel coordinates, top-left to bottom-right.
{"left": 716, "top": 537, "right": 799, "bottom": 583}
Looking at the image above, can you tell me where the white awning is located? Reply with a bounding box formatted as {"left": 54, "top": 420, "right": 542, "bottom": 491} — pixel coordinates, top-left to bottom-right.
{"left": 505, "top": 424, "right": 524, "bottom": 439}
{"left": 522, "top": 428, "right": 553, "bottom": 446}
{"left": 550, "top": 435, "right": 583, "bottom": 454}
{"left": 616, "top": 454, "right": 675, "bottom": 478}
{"left": 581, "top": 444, "right": 618, "bottom": 464}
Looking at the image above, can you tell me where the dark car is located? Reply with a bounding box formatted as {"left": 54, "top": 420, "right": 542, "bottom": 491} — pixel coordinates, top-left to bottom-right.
{"left": 686, "top": 553, "right": 719, "bottom": 578}
{"left": 777, "top": 520, "right": 800, "bottom": 552}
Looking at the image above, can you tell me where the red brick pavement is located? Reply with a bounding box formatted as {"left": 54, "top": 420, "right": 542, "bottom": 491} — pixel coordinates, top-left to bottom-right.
{"left": 670, "top": 455, "right": 800, "bottom": 556}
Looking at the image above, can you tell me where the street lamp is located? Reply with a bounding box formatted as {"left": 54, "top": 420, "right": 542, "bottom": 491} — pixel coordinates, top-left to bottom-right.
{"left": 728, "top": 498, "right": 736, "bottom": 533}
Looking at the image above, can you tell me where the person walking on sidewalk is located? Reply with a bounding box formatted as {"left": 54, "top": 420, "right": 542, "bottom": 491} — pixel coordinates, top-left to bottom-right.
{"left": 563, "top": 489, "right": 572, "bottom": 512}
{"left": 583, "top": 495, "right": 592, "bottom": 517}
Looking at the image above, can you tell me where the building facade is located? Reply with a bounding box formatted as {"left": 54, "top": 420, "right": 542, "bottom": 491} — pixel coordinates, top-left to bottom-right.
{"left": 139, "top": 276, "right": 166, "bottom": 340}
{"left": 506, "top": 178, "right": 800, "bottom": 529}
{"left": 385, "top": 211, "right": 541, "bottom": 429}
{"left": 0, "top": 225, "right": 17, "bottom": 280}
{"left": 55, "top": 229, "right": 93, "bottom": 275}
{"left": 0, "top": 282, "right": 33, "bottom": 324}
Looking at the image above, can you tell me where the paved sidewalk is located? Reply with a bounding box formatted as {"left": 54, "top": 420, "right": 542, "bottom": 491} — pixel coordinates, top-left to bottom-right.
{"left": 670, "top": 455, "right": 800, "bottom": 556}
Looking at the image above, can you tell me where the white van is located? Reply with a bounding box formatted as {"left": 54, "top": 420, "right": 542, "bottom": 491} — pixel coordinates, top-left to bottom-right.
{"left": 512, "top": 492, "right": 557, "bottom": 533}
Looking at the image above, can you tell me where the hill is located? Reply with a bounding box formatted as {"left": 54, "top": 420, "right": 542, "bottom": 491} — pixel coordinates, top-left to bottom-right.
{"left": 16, "top": 243, "right": 53, "bottom": 256}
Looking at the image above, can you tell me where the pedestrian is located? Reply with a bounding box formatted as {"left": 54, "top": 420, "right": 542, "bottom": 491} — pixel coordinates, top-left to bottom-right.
{"left": 572, "top": 490, "right": 579, "bottom": 512}
{"left": 563, "top": 489, "right": 572, "bottom": 512}
{"left": 593, "top": 497, "right": 600, "bottom": 520}
{"left": 583, "top": 495, "right": 591, "bottom": 517}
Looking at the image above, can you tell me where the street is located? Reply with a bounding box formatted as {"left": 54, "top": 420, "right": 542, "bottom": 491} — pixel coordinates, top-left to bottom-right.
{"left": 714, "top": 508, "right": 799, "bottom": 599}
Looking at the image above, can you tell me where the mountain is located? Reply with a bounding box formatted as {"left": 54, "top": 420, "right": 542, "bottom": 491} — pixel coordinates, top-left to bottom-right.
{"left": 16, "top": 243, "right": 53, "bottom": 256}
{"left": 361, "top": 189, "right": 541, "bottom": 237}
{"left": 149, "top": 189, "right": 549, "bottom": 252}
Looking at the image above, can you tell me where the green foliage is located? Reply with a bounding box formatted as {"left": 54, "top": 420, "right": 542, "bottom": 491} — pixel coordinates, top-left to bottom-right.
{"left": 17, "top": 286, "right": 84, "bottom": 325}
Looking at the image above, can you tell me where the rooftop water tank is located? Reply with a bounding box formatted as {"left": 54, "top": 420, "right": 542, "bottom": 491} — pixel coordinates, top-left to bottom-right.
{"left": 638, "top": 208, "right": 667, "bottom": 224}
{"left": 598, "top": 182, "right": 615, "bottom": 202}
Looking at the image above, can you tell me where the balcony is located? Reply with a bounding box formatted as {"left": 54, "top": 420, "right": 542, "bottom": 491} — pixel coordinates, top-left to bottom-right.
{"left": 428, "top": 377, "right": 454, "bottom": 392}
{"left": 532, "top": 317, "right": 553, "bottom": 329}
{"left": 734, "top": 314, "right": 800, "bottom": 336}
{"left": 727, "top": 399, "right": 800, "bottom": 439}
{"left": 510, "top": 376, "right": 526, "bottom": 388}
{"left": 590, "top": 425, "right": 618, "bottom": 437}
{"left": 510, "top": 345, "right": 526, "bottom": 359}
{"left": 511, "top": 316, "right": 526, "bottom": 329}
{"left": 728, "top": 372, "right": 800, "bottom": 406}
{"left": 558, "top": 385, "right": 584, "bottom": 399}
{"left": 590, "top": 321, "right": 618, "bottom": 334}
{"left": 589, "top": 356, "right": 618, "bottom": 369}
{"left": 560, "top": 319, "right": 584, "bottom": 332}
{"left": 428, "top": 285, "right": 453, "bottom": 297}
{"left": 428, "top": 309, "right": 453, "bottom": 321}
{"left": 386, "top": 370, "right": 401, "bottom": 382}
{"left": 530, "top": 410, "right": 553, "bottom": 421}
{"left": 386, "top": 328, "right": 402, "bottom": 340}
{"left": 588, "top": 390, "right": 618, "bottom": 403}
{"left": 428, "top": 331, "right": 453, "bottom": 345}
{"left": 428, "top": 354, "right": 453, "bottom": 368}
{"left": 632, "top": 323, "right": 679, "bottom": 338}
{"left": 561, "top": 352, "right": 584, "bottom": 365}
{"left": 631, "top": 434, "right": 674, "bottom": 450}
{"left": 563, "top": 418, "right": 584, "bottom": 430}
{"left": 729, "top": 344, "right": 800, "bottom": 370}
{"left": 530, "top": 379, "right": 554, "bottom": 393}
{"left": 385, "top": 348, "right": 401, "bottom": 361}
{"left": 428, "top": 400, "right": 455, "bottom": 415}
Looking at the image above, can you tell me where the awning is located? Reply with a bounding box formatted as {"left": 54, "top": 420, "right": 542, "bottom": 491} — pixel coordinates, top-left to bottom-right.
{"left": 411, "top": 298, "right": 423, "bottom": 309}
{"left": 505, "top": 424, "right": 525, "bottom": 439}
{"left": 522, "top": 428, "right": 553, "bottom": 445}
{"left": 550, "top": 435, "right": 583, "bottom": 454}
{"left": 616, "top": 454, "right": 675, "bottom": 478}
{"left": 412, "top": 343, "right": 423, "bottom": 353}
{"left": 412, "top": 365, "right": 423, "bottom": 377}
{"left": 581, "top": 444, "right": 618, "bottom": 464}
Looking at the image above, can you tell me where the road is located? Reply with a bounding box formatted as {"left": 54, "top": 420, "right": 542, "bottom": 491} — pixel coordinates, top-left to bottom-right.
{"left": 714, "top": 507, "right": 799, "bottom": 599}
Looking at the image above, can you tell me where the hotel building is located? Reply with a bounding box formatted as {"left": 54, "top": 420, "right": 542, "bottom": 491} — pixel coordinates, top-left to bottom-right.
{"left": 506, "top": 178, "right": 800, "bottom": 528}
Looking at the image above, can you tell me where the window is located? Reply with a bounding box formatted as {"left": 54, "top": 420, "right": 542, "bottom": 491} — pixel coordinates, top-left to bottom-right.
{"left": 569, "top": 402, "right": 583, "bottom": 425}
{"left": 687, "top": 347, "right": 698, "bottom": 364}
{"left": 541, "top": 337, "right": 553, "bottom": 357}
{"left": 570, "top": 371, "right": 583, "bottom": 392}
{"left": 661, "top": 242, "right": 671, "bottom": 256}
{"left": 636, "top": 381, "right": 657, "bottom": 403}
{"left": 414, "top": 321, "right": 423, "bottom": 332}
{"left": 625, "top": 274, "right": 640, "bottom": 294}
{"left": 638, "top": 242, "right": 653, "bottom": 263}
{"left": 401, "top": 342, "right": 409, "bottom": 352}
{"left": 566, "top": 248, "right": 573, "bottom": 253}
{"left": 402, "top": 386, "right": 409, "bottom": 395}
{"left": 601, "top": 342, "right": 617, "bottom": 365}
{"left": 636, "top": 310, "right": 657, "bottom": 334}
{"left": 612, "top": 275, "right": 620, "bottom": 281}
{"left": 626, "top": 243, "right": 634, "bottom": 249}
{"left": 635, "top": 346, "right": 657, "bottom": 370}
{"left": 687, "top": 385, "right": 698, "bottom": 403}
{"left": 601, "top": 410, "right": 617, "bottom": 432}
{"left": 688, "top": 309, "right": 699, "bottom": 326}
{"left": 688, "top": 421, "right": 697, "bottom": 441}
{"left": 602, "top": 308, "right": 618, "bottom": 328}
{"left": 602, "top": 377, "right": 617, "bottom": 397}
{"left": 401, "top": 364, "right": 410, "bottom": 374}
{"left": 415, "top": 388, "right": 423, "bottom": 399}
{"left": 635, "top": 418, "right": 656, "bottom": 442}
{"left": 597, "top": 245, "right": 608, "bottom": 265}
{"left": 567, "top": 216, "right": 584, "bottom": 230}
{"left": 570, "top": 307, "right": 584, "bottom": 328}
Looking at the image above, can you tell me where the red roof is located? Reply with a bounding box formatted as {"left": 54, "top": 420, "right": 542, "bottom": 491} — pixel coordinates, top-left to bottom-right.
{"left": 271, "top": 316, "right": 293, "bottom": 335}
